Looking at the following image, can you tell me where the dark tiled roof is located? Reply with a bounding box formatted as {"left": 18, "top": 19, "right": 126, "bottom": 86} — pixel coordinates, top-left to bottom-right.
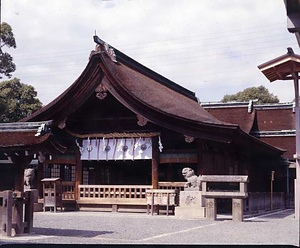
{"left": 99, "top": 50, "right": 229, "bottom": 126}
{"left": 20, "top": 38, "right": 283, "bottom": 155}
{"left": 0, "top": 131, "right": 50, "bottom": 148}
{"left": 204, "top": 106, "right": 255, "bottom": 133}
{"left": 0, "top": 121, "right": 66, "bottom": 153}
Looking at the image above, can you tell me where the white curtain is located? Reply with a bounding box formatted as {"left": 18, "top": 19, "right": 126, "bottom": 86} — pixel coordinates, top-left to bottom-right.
{"left": 81, "top": 137, "right": 152, "bottom": 161}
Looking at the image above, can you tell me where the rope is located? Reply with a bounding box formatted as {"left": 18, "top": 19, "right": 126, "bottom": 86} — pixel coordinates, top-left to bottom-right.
{"left": 65, "top": 129, "right": 160, "bottom": 139}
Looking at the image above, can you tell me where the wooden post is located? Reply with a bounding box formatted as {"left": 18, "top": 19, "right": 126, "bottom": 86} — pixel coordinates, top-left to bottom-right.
{"left": 10, "top": 153, "right": 33, "bottom": 192}
{"left": 152, "top": 136, "right": 159, "bottom": 189}
{"left": 1, "top": 190, "right": 13, "bottom": 236}
{"left": 13, "top": 163, "right": 24, "bottom": 192}
{"left": 24, "top": 190, "right": 34, "bottom": 233}
{"left": 166, "top": 164, "right": 172, "bottom": 181}
{"left": 75, "top": 152, "right": 82, "bottom": 201}
{"left": 37, "top": 161, "right": 44, "bottom": 199}
{"left": 197, "top": 139, "right": 203, "bottom": 175}
{"left": 12, "top": 193, "right": 24, "bottom": 235}
{"left": 271, "top": 171, "right": 274, "bottom": 211}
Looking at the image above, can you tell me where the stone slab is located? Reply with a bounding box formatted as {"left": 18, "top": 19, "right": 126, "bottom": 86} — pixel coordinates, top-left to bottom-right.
{"left": 175, "top": 206, "right": 206, "bottom": 219}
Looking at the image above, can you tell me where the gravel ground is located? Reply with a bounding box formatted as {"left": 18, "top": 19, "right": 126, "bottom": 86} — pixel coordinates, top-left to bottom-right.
{"left": 0, "top": 208, "right": 299, "bottom": 246}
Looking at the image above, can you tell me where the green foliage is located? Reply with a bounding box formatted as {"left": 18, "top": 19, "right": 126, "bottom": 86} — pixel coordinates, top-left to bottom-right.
{"left": 0, "top": 78, "right": 43, "bottom": 122}
{"left": 0, "top": 22, "right": 17, "bottom": 78}
{"left": 221, "top": 85, "right": 279, "bottom": 104}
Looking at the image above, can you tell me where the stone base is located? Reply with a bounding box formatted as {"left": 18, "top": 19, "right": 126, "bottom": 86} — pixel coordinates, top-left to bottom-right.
{"left": 175, "top": 191, "right": 206, "bottom": 219}
{"left": 175, "top": 206, "right": 206, "bottom": 219}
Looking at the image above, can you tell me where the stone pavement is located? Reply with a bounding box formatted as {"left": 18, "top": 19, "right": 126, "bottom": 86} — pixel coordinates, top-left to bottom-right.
{"left": 0, "top": 209, "right": 299, "bottom": 246}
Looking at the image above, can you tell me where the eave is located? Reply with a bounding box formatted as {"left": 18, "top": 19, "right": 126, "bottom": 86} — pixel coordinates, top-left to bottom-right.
{"left": 0, "top": 121, "right": 67, "bottom": 154}
{"left": 257, "top": 52, "right": 300, "bottom": 82}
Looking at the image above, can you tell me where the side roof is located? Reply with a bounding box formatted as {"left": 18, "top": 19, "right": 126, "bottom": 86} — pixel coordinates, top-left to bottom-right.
{"left": 0, "top": 120, "right": 66, "bottom": 153}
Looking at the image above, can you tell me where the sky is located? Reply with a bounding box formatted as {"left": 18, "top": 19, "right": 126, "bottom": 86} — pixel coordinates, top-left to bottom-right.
{"left": 1, "top": 0, "right": 299, "bottom": 105}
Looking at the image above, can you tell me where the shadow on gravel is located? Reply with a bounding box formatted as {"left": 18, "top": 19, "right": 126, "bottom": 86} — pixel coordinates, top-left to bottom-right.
{"left": 257, "top": 209, "right": 294, "bottom": 219}
{"left": 243, "top": 219, "right": 266, "bottom": 223}
{"left": 33, "top": 227, "right": 114, "bottom": 238}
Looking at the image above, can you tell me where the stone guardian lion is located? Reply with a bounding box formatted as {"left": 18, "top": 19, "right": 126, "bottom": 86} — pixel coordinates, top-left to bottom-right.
{"left": 182, "top": 167, "right": 202, "bottom": 190}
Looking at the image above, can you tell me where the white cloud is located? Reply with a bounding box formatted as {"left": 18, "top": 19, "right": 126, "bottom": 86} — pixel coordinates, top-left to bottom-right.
{"left": 2, "top": 0, "right": 299, "bottom": 104}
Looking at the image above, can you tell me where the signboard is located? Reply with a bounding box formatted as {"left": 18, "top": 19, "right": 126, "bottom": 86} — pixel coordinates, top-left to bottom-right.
{"left": 80, "top": 137, "right": 152, "bottom": 161}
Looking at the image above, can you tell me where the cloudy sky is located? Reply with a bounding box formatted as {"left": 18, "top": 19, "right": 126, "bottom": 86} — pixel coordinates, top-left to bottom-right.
{"left": 2, "top": 0, "right": 299, "bottom": 105}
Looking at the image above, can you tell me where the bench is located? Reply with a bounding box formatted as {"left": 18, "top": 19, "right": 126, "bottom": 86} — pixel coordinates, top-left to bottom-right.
{"left": 200, "top": 175, "right": 249, "bottom": 221}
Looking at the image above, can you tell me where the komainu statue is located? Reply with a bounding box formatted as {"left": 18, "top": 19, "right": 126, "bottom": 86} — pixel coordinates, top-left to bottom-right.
{"left": 24, "top": 168, "right": 35, "bottom": 189}
{"left": 182, "top": 167, "right": 202, "bottom": 190}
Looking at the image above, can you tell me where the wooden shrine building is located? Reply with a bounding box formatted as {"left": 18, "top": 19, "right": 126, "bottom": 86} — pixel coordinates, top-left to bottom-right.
{"left": 0, "top": 36, "right": 287, "bottom": 212}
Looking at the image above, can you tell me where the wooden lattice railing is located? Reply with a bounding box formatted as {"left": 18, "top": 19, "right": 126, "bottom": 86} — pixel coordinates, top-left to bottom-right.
{"left": 158, "top": 182, "right": 185, "bottom": 205}
{"left": 63, "top": 182, "right": 186, "bottom": 206}
{"left": 158, "top": 182, "right": 185, "bottom": 191}
{"left": 77, "top": 185, "right": 153, "bottom": 205}
{"left": 61, "top": 181, "right": 75, "bottom": 201}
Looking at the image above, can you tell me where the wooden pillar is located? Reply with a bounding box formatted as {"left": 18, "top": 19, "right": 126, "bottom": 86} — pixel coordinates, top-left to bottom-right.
{"left": 75, "top": 152, "right": 82, "bottom": 200}
{"left": 37, "top": 162, "right": 44, "bottom": 199}
{"left": 12, "top": 195, "right": 24, "bottom": 234}
{"left": 10, "top": 153, "right": 32, "bottom": 192}
{"left": 1, "top": 190, "right": 13, "bottom": 236}
{"left": 24, "top": 190, "right": 34, "bottom": 233}
{"left": 166, "top": 164, "right": 173, "bottom": 181}
{"left": 197, "top": 139, "right": 203, "bottom": 175}
{"left": 13, "top": 162, "right": 24, "bottom": 192}
{"left": 152, "top": 136, "right": 159, "bottom": 189}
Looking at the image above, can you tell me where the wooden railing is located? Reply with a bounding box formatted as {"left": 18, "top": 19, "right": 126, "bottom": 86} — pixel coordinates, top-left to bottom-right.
{"left": 158, "top": 182, "right": 185, "bottom": 191}
{"left": 158, "top": 182, "right": 185, "bottom": 205}
{"left": 61, "top": 181, "right": 76, "bottom": 201}
{"left": 77, "top": 185, "right": 153, "bottom": 205}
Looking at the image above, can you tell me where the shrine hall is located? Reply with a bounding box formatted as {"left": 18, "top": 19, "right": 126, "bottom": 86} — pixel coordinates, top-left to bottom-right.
{"left": 0, "top": 36, "right": 288, "bottom": 212}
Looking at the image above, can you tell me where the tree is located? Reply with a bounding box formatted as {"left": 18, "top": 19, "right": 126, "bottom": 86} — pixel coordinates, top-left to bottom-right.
{"left": 0, "top": 78, "right": 43, "bottom": 122}
{"left": 0, "top": 22, "right": 17, "bottom": 78}
{"left": 221, "top": 85, "right": 279, "bottom": 104}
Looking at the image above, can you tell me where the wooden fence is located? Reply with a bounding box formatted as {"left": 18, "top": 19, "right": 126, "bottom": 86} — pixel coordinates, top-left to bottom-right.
{"left": 244, "top": 192, "right": 287, "bottom": 213}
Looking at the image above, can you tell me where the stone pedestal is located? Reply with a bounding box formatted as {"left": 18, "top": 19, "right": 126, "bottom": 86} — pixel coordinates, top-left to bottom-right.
{"left": 175, "top": 190, "right": 206, "bottom": 219}
{"left": 205, "top": 198, "right": 217, "bottom": 220}
{"left": 232, "top": 198, "right": 243, "bottom": 221}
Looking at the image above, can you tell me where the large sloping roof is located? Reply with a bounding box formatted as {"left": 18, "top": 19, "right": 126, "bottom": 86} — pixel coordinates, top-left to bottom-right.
{"left": 21, "top": 37, "right": 283, "bottom": 155}
{"left": 22, "top": 37, "right": 239, "bottom": 142}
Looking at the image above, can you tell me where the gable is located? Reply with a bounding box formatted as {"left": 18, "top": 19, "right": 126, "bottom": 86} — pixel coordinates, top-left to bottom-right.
{"left": 65, "top": 90, "right": 159, "bottom": 135}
